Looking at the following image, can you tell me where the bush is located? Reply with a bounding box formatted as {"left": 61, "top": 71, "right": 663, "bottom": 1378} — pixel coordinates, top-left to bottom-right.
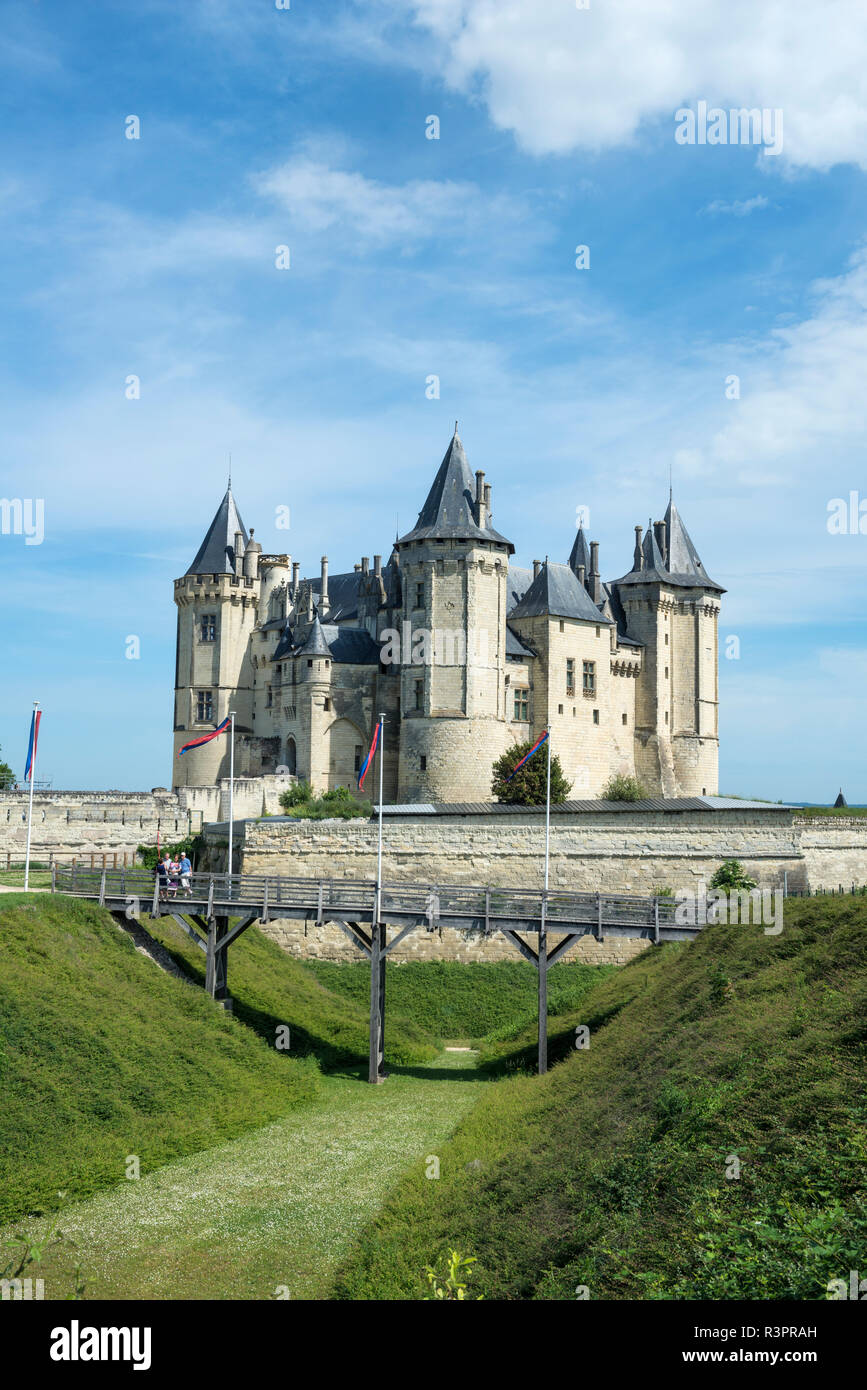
{"left": 280, "top": 782, "right": 372, "bottom": 820}
{"left": 602, "top": 774, "right": 648, "bottom": 802}
{"left": 709, "top": 859, "right": 758, "bottom": 893}
{"left": 492, "top": 740, "right": 570, "bottom": 805}
{"left": 279, "top": 780, "right": 313, "bottom": 810}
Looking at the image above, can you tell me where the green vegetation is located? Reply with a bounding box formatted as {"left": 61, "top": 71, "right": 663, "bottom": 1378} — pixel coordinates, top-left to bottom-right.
{"left": 302, "top": 959, "right": 613, "bottom": 1043}
{"left": 0, "top": 745, "right": 15, "bottom": 790}
{"left": 278, "top": 782, "right": 372, "bottom": 820}
{"left": 0, "top": 893, "right": 319, "bottom": 1223}
{"left": 709, "top": 858, "right": 757, "bottom": 893}
{"left": 424, "top": 1249, "right": 484, "bottom": 1300}
{"left": 145, "top": 913, "right": 437, "bottom": 1067}
{"left": 334, "top": 898, "right": 867, "bottom": 1300}
{"left": 491, "top": 740, "right": 570, "bottom": 805}
{"left": 798, "top": 805, "right": 867, "bottom": 818}
{"left": 0, "top": 864, "right": 53, "bottom": 888}
{"left": 136, "top": 835, "right": 202, "bottom": 871}
{"left": 602, "top": 773, "right": 649, "bottom": 802}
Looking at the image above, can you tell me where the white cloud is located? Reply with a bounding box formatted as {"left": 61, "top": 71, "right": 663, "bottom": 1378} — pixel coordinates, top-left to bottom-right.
{"left": 399, "top": 0, "right": 867, "bottom": 169}
{"left": 701, "top": 195, "right": 771, "bottom": 216}
{"left": 253, "top": 156, "right": 524, "bottom": 250}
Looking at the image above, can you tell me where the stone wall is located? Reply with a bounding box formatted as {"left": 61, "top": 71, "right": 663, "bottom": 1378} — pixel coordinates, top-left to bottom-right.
{"left": 201, "top": 805, "right": 867, "bottom": 965}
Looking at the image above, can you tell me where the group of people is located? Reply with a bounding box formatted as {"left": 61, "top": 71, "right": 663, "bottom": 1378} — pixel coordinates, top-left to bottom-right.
{"left": 155, "top": 851, "right": 193, "bottom": 900}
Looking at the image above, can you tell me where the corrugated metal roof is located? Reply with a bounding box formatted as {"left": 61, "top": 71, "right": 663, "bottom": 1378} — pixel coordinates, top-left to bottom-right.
{"left": 372, "top": 797, "right": 795, "bottom": 817}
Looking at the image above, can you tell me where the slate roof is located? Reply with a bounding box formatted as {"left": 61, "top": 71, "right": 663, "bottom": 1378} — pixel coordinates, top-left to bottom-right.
{"left": 309, "top": 569, "right": 362, "bottom": 621}
{"left": 372, "top": 797, "right": 799, "bottom": 817}
{"left": 568, "top": 527, "right": 593, "bottom": 576}
{"left": 186, "top": 488, "right": 247, "bottom": 575}
{"left": 616, "top": 502, "right": 725, "bottom": 592}
{"left": 321, "top": 625, "right": 381, "bottom": 665}
{"left": 298, "top": 615, "right": 332, "bottom": 657}
{"left": 505, "top": 625, "right": 535, "bottom": 659}
{"left": 506, "top": 565, "right": 534, "bottom": 614}
{"left": 396, "top": 429, "right": 514, "bottom": 551}
{"left": 510, "top": 561, "right": 613, "bottom": 624}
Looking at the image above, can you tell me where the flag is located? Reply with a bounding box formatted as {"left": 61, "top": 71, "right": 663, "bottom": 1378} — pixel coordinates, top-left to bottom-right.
{"left": 357, "top": 721, "right": 381, "bottom": 789}
{"left": 178, "top": 716, "right": 231, "bottom": 757}
{"left": 24, "top": 709, "right": 41, "bottom": 781}
{"left": 506, "top": 729, "right": 549, "bottom": 781}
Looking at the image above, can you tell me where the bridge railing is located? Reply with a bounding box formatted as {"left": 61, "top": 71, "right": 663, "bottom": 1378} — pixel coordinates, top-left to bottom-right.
{"left": 52, "top": 865, "right": 680, "bottom": 926}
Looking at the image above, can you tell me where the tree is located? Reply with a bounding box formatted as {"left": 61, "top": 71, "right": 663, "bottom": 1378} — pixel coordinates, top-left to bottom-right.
{"left": 709, "top": 859, "right": 757, "bottom": 893}
{"left": 602, "top": 773, "right": 648, "bottom": 802}
{"left": 0, "top": 746, "right": 15, "bottom": 790}
{"left": 492, "top": 739, "right": 570, "bottom": 806}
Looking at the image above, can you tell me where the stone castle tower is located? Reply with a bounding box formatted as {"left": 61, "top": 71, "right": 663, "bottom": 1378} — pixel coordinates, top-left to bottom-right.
{"left": 171, "top": 428, "right": 724, "bottom": 802}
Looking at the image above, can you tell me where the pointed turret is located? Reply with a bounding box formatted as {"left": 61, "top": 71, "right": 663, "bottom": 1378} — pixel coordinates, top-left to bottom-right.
{"left": 568, "top": 527, "right": 592, "bottom": 581}
{"left": 834, "top": 789, "right": 848, "bottom": 809}
{"left": 396, "top": 427, "right": 513, "bottom": 551}
{"left": 510, "top": 560, "right": 613, "bottom": 624}
{"left": 299, "top": 614, "right": 332, "bottom": 657}
{"left": 186, "top": 487, "right": 248, "bottom": 575}
{"left": 663, "top": 498, "right": 724, "bottom": 591}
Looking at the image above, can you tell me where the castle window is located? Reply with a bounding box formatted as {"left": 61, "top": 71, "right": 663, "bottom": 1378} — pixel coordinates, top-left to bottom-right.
{"left": 420, "top": 755, "right": 427, "bottom": 772}
{"left": 323, "top": 698, "right": 331, "bottom": 712}
{"left": 196, "top": 690, "right": 213, "bottom": 722}
{"left": 665, "top": 633, "right": 669, "bottom": 645}
{"left": 583, "top": 660, "right": 596, "bottom": 694}
{"left": 665, "top": 666, "right": 669, "bottom": 679}
{"left": 266, "top": 686, "right": 273, "bottom": 708}
{"left": 559, "top": 620, "right": 565, "bottom": 633}
{"left": 558, "top": 703, "right": 564, "bottom": 715}
{"left": 665, "top": 711, "right": 669, "bottom": 724}
{"left": 415, "top": 582, "right": 424, "bottom": 608}
{"left": 566, "top": 658, "right": 575, "bottom": 696}
{"left": 622, "top": 712, "right": 628, "bottom": 725}
{"left": 596, "top": 626, "right": 600, "bottom": 638}
{"left": 513, "top": 688, "right": 529, "bottom": 720}
{"left": 200, "top": 614, "right": 216, "bottom": 642}
{"left": 414, "top": 679, "right": 424, "bottom": 710}
{"left": 354, "top": 746, "right": 363, "bottom": 774}
{"left": 593, "top": 709, "right": 600, "bottom": 725}
{"left": 307, "top": 659, "right": 313, "bottom": 668}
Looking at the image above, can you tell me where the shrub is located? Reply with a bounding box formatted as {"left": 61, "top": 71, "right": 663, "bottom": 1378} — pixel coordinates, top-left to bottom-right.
{"left": 279, "top": 780, "right": 313, "bottom": 810}
{"left": 492, "top": 740, "right": 570, "bottom": 805}
{"left": 602, "top": 774, "right": 648, "bottom": 802}
{"left": 709, "top": 858, "right": 757, "bottom": 893}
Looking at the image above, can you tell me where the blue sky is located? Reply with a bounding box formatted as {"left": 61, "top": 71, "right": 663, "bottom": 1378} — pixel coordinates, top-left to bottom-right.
{"left": 1, "top": 0, "right": 865, "bottom": 801}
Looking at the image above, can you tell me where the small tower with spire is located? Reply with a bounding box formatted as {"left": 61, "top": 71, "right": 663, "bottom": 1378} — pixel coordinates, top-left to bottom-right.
{"left": 172, "top": 483, "right": 261, "bottom": 787}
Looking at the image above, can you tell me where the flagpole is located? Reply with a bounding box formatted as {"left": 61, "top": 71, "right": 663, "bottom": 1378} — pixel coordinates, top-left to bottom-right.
{"left": 227, "top": 709, "right": 235, "bottom": 894}
{"left": 24, "top": 701, "right": 39, "bottom": 891}
{"left": 544, "top": 723, "right": 552, "bottom": 893}
{"left": 376, "top": 712, "right": 385, "bottom": 923}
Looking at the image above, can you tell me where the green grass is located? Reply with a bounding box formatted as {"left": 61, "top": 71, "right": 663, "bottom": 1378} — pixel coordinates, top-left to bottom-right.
{"left": 0, "top": 893, "right": 320, "bottom": 1224}
{"left": 0, "top": 867, "right": 52, "bottom": 888}
{"left": 0, "top": 1051, "right": 487, "bottom": 1301}
{"left": 334, "top": 898, "right": 867, "bottom": 1300}
{"left": 796, "top": 806, "right": 867, "bottom": 818}
{"left": 145, "top": 914, "right": 438, "bottom": 1067}
{"left": 303, "top": 958, "right": 614, "bottom": 1043}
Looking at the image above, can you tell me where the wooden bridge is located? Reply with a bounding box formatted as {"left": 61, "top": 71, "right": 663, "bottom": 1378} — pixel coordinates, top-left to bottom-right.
{"left": 52, "top": 865, "right": 697, "bottom": 1079}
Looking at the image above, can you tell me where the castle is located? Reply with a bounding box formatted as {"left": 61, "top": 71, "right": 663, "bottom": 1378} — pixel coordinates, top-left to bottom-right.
{"left": 171, "top": 428, "right": 724, "bottom": 803}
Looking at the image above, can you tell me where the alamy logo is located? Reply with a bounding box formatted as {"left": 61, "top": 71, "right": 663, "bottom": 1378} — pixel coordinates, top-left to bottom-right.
{"left": 1, "top": 1277, "right": 44, "bottom": 1299}
{"left": 675, "top": 101, "right": 783, "bottom": 156}
{"left": 827, "top": 1270, "right": 867, "bottom": 1300}
{"left": 379, "top": 623, "right": 489, "bottom": 667}
{"left": 675, "top": 881, "right": 783, "bottom": 935}
{"left": 50, "top": 1320, "right": 152, "bottom": 1370}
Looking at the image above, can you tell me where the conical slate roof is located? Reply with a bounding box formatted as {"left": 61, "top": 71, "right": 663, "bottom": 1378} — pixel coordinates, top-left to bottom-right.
{"left": 568, "top": 527, "right": 592, "bottom": 577}
{"left": 510, "top": 561, "right": 613, "bottom": 624}
{"left": 186, "top": 488, "right": 248, "bottom": 575}
{"left": 298, "top": 614, "right": 332, "bottom": 657}
{"left": 616, "top": 503, "right": 725, "bottom": 592}
{"left": 834, "top": 789, "right": 848, "bottom": 808}
{"left": 397, "top": 429, "right": 513, "bottom": 551}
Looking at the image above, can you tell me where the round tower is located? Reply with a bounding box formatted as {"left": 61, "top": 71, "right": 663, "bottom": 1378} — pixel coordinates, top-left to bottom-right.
{"left": 395, "top": 429, "right": 514, "bottom": 802}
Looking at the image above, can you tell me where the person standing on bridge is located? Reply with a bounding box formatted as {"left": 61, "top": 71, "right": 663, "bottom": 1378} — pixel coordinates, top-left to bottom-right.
{"left": 179, "top": 852, "right": 192, "bottom": 897}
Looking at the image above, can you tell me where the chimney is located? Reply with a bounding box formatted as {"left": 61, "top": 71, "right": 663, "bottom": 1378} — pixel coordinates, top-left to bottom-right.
{"left": 533, "top": 559, "right": 541, "bottom": 580}
{"left": 590, "top": 541, "right": 601, "bottom": 603}
{"left": 291, "top": 561, "right": 300, "bottom": 598}
{"left": 654, "top": 520, "right": 667, "bottom": 565}
{"left": 306, "top": 584, "right": 314, "bottom": 621}
{"left": 320, "top": 556, "right": 329, "bottom": 617}
{"left": 578, "top": 563, "right": 586, "bottom": 590}
{"left": 475, "top": 470, "right": 487, "bottom": 528}
{"left": 234, "top": 530, "right": 244, "bottom": 577}
{"left": 354, "top": 563, "right": 361, "bottom": 572}
{"left": 361, "top": 556, "right": 369, "bottom": 575}
{"left": 633, "top": 525, "right": 643, "bottom": 572}
{"left": 243, "top": 529, "right": 261, "bottom": 580}
{"left": 373, "top": 554, "right": 382, "bottom": 577}
{"left": 484, "top": 482, "right": 491, "bottom": 521}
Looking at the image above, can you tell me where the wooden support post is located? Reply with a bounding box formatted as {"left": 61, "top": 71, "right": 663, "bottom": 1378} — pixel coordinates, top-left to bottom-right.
{"left": 368, "top": 893, "right": 386, "bottom": 1083}
{"left": 653, "top": 897, "right": 660, "bottom": 945}
{"left": 261, "top": 877, "right": 269, "bottom": 925}
{"left": 98, "top": 870, "right": 106, "bottom": 907}
{"left": 538, "top": 894, "right": 548, "bottom": 1076}
{"left": 51, "top": 862, "right": 57, "bottom": 894}
{"left": 151, "top": 871, "right": 160, "bottom": 918}
{"left": 206, "top": 914, "right": 230, "bottom": 1002}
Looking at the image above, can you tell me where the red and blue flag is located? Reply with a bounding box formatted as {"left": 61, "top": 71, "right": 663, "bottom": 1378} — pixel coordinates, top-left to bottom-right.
{"left": 357, "top": 721, "right": 381, "bottom": 789}
{"left": 178, "top": 716, "right": 231, "bottom": 757}
{"left": 506, "top": 729, "right": 548, "bottom": 781}
{"left": 24, "top": 709, "right": 41, "bottom": 781}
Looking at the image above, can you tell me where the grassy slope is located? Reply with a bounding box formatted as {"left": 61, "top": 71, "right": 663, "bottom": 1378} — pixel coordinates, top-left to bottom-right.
{"left": 145, "top": 915, "right": 437, "bottom": 1066}
{"left": 0, "top": 894, "right": 318, "bottom": 1222}
{"left": 334, "top": 899, "right": 867, "bottom": 1300}
{"left": 302, "top": 959, "right": 614, "bottom": 1043}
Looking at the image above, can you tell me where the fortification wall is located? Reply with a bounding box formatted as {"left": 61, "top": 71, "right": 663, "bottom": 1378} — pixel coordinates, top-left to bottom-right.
{"left": 200, "top": 806, "right": 867, "bottom": 965}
